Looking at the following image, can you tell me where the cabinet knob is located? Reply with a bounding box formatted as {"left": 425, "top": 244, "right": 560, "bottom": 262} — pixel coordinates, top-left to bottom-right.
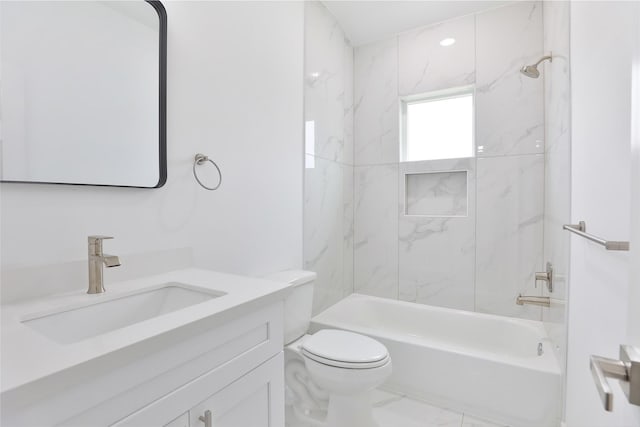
{"left": 198, "top": 410, "right": 212, "bottom": 427}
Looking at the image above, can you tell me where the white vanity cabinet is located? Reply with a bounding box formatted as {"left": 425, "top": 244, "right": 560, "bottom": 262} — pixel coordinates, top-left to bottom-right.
{"left": 115, "top": 353, "right": 283, "bottom": 427}
{"left": 187, "top": 355, "right": 283, "bottom": 427}
{"left": 2, "top": 295, "right": 287, "bottom": 427}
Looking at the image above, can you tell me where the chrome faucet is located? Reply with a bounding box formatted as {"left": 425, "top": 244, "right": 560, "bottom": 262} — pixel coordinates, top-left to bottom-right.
{"left": 516, "top": 294, "right": 551, "bottom": 307}
{"left": 88, "top": 236, "right": 121, "bottom": 294}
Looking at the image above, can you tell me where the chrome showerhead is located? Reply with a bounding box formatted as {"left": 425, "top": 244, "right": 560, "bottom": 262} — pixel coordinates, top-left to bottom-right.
{"left": 520, "top": 54, "right": 553, "bottom": 79}
{"left": 520, "top": 64, "right": 541, "bottom": 78}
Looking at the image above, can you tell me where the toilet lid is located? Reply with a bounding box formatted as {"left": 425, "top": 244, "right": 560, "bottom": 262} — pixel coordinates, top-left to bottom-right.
{"left": 302, "top": 330, "right": 389, "bottom": 369}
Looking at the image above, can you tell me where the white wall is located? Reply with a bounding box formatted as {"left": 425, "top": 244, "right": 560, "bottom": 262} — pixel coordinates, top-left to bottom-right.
{"left": 566, "top": 1, "right": 638, "bottom": 425}
{"left": 0, "top": 2, "right": 304, "bottom": 301}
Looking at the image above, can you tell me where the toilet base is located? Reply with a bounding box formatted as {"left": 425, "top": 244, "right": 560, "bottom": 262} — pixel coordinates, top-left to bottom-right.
{"left": 285, "top": 334, "right": 391, "bottom": 427}
{"left": 324, "top": 390, "right": 378, "bottom": 427}
{"left": 290, "top": 390, "right": 379, "bottom": 427}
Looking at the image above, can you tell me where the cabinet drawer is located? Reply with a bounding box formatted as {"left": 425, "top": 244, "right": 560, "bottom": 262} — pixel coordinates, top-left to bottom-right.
{"left": 114, "top": 353, "right": 284, "bottom": 427}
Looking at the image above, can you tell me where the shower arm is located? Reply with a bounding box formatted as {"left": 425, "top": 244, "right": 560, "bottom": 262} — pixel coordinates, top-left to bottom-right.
{"left": 533, "top": 55, "right": 553, "bottom": 67}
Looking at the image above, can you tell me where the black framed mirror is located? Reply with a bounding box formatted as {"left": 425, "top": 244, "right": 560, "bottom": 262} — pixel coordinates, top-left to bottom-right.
{"left": 0, "top": 0, "right": 167, "bottom": 188}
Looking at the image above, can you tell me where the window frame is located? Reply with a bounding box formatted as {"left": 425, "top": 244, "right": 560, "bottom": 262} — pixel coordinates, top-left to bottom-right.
{"left": 400, "top": 85, "right": 476, "bottom": 163}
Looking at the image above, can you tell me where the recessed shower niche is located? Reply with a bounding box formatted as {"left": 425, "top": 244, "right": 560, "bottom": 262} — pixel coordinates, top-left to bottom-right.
{"left": 404, "top": 170, "right": 468, "bottom": 217}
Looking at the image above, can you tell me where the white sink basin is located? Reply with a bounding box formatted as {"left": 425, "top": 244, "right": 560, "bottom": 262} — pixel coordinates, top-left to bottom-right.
{"left": 22, "top": 283, "right": 225, "bottom": 344}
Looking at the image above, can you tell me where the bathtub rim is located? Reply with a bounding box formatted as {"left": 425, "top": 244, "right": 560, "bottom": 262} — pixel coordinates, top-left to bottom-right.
{"left": 310, "top": 293, "right": 561, "bottom": 375}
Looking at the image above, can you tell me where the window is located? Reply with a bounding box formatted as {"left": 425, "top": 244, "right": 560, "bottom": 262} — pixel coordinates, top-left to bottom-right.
{"left": 401, "top": 87, "right": 474, "bottom": 162}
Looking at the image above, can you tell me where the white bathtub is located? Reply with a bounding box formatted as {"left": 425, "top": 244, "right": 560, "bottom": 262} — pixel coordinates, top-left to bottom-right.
{"left": 309, "top": 294, "right": 561, "bottom": 427}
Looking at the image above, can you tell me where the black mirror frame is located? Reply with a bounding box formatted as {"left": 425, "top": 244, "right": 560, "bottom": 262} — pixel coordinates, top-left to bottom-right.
{"left": 0, "top": 0, "right": 168, "bottom": 189}
{"left": 147, "top": 0, "right": 167, "bottom": 189}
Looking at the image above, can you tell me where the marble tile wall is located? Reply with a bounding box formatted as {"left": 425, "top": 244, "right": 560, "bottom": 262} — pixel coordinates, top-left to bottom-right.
{"left": 352, "top": 33, "right": 399, "bottom": 298}
{"left": 398, "top": 159, "right": 476, "bottom": 311}
{"left": 398, "top": 14, "right": 476, "bottom": 95}
{"left": 405, "top": 170, "right": 468, "bottom": 217}
{"left": 541, "top": 1, "right": 571, "bottom": 419}
{"left": 354, "top": 163, "right": 398, "bottom": 298}
{"left": 475, "top": 2, "right": 545, "bottom": 158}
{"left": 352, "top": 2, "right": 547, "bottom": 320}
{"left": 473, "top": 2, "right": 545, "bottom": 319}
{"left": 353, "top": 38, "right": 399, "bottom": 165}
{"left": 475, "top": 154, "right": 545, "bottom": 320}
{"left": 303, "top": 2, "right": 354, "bottom": 315}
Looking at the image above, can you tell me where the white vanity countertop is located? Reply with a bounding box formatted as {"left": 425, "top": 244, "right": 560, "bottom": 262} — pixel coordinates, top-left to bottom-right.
{"left": 0, "top": 268, "right": 291, "bottom": 394}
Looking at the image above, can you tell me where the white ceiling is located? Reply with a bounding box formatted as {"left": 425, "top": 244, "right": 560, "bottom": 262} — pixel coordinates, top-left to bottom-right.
{"left": 322, "top": 1, "right": 513, "bottom": 46}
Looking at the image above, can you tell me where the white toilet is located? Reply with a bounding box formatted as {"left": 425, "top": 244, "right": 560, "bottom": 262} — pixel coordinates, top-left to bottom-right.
{"left": 265, "top": 270, "right": 392, "bottom": 427}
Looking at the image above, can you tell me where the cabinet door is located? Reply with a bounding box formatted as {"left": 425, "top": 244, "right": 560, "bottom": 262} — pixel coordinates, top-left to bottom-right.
{"left": 164, "top": 412, "right": 189, "bottom": 427}
{"left": 190, "top": 353, "right": 284, "bottom": 427}
{"left": 112, "top": 353, "right": 284, "bottom": 427}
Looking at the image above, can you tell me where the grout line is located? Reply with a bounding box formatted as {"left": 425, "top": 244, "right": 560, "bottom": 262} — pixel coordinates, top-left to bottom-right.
{"left": 306, "top": 153, "right": 355, "bottom": 167}
{"left": 372, "top": 392, "right": 405, "bottom": 408}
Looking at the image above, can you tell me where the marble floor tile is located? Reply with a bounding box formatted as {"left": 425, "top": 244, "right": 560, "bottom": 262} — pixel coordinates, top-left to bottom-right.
{"left": 461, "top": 414, "right": 506, "bottom": 427}
{"left": 371, "top": 388, "right": 406, "bottom": 407}
{"left": 373, "top": 390, "right": 463, "bottom": 427}
{"left": 286, "top": 387, "right": 508, "bottom": 427}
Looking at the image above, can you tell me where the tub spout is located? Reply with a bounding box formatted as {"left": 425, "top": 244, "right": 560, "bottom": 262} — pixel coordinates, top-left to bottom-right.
{"left": 516, "top": 294, "right": 550, "bottom": 307}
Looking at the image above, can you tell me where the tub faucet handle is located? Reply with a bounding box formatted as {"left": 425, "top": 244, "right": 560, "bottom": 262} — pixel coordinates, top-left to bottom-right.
{"left": 534, "top": 262, "right": 553, "bottom": 292}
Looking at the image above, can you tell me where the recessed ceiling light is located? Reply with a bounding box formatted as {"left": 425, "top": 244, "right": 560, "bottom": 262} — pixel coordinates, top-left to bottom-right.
{"left": 440, "top": 38, "right": 456, "bottom": 47}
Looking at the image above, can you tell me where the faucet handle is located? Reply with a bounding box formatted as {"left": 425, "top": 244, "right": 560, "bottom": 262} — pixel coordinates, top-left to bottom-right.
{"left": 534, "top": 262, "right": 554, "bottom": 292}
{"left": 88, "top": 235, "right": 114, "bottom": 242}
{"left": 88, "top": 236, "right": 115, "bottom": 257}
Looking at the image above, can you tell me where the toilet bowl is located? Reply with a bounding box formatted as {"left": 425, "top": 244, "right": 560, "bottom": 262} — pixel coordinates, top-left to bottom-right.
{"left": 264, "top": 270, "right": 392, "bottom": 427}
{"left": 301, "top": 329, "right": 392, "bottom": 427}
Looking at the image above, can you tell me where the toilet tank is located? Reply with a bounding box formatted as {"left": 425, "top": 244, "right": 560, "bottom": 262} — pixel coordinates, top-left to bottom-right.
{"left": 263, "top": 270, "right": 316, "bottom": 344}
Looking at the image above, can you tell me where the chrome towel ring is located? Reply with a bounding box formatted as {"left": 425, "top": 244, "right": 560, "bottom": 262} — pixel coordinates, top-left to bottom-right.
{"left": 193, "top": 153, "right": 222, "bottom": 191}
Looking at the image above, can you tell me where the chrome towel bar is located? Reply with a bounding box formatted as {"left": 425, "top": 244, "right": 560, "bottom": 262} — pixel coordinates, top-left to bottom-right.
{"left": 563, "top": 221, "right": 630, "bottom": 251}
